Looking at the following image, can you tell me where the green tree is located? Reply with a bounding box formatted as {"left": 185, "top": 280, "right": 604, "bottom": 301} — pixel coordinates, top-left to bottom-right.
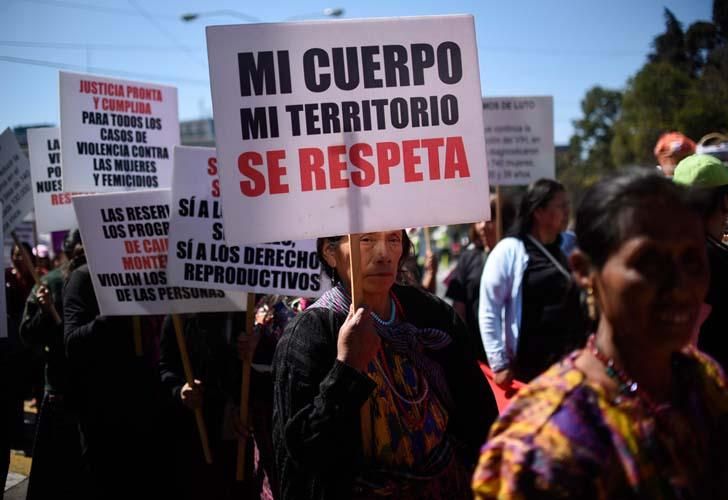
{"left": 611, "top": 62, "right": 694, "bottom": 166}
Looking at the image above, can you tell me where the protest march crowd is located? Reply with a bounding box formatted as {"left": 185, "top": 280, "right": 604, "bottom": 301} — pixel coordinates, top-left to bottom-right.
{"left": 1, "top": 131, "right": 727, "bottom": 500}
{"left": 1, "top": 12, "right": 728, "bottom": 500}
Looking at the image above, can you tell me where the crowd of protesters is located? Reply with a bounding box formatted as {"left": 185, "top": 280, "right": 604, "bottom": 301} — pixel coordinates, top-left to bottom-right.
{"left": 2, "top": 130, "right": 728, "bottom": 499}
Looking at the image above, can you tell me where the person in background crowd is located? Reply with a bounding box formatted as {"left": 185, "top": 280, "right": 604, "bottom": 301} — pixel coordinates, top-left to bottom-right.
{"left": 673, "top": 153, "right": 728, "bottom": 373}
{"left": 473, "top": 170, "right": 728, "bottom": 499}
{"left": 654, "top": 131, "right": 696, "bottom": 177}
{"left": 249, "top": 294, "right": 303, "bottom": 499}
{"left": 446, "top": 196, "right": 515, "bottom": 361}
{"left": 19, "top": 230, "right": 83, "bottom": 500}
{"left": 400, "top": 229, "right": 439, "bottom": 293}
{"left": 479, "top": 179, "right": 586, "bottom": 386}
{"left": 33, "top": 244, "right": 52, "bottom": 275}
{"left": 273, "top": 231, "right": 497, "bottom": 499}
{"left": 159, "top": 312, "right": 250, "bottom": 500}
{"left": 1, "top": 242, "right": 38, "bottom": 496}
{"left": 64, "top": 259, "right": 171, "bottom": 499}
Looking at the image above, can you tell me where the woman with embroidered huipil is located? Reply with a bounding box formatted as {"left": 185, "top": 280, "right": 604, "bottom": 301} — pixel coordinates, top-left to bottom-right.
{"left": 273, "top": 230, "right": 497, "bottom": 500}
{"left": 473, "top": 171, "right": 728, "bottom": 499}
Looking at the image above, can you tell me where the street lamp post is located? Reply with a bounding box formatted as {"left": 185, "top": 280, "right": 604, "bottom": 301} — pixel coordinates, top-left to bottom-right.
{"left": 180, "top": 8, "right": 344, "bottom": 23}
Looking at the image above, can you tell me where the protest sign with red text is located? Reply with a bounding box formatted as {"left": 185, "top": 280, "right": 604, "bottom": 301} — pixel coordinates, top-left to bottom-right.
{"left": 167, "top": 146, "right": 332, "bottom": 296}
{"left": 60, "top": 71, "right": 179, "bottom": 193}
{"left": 206, "top": 15, "right": 489, "bottom": 244}
{"left": 73, "top": 189, "right": 244, "bottom": 316}
{"left": 27, "top": 127, "right": 81, "bottom": 232}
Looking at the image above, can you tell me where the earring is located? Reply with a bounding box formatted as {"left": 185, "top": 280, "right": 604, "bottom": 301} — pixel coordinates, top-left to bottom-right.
{"left": 586, "top": 286, "right": 597, "bottom": 321}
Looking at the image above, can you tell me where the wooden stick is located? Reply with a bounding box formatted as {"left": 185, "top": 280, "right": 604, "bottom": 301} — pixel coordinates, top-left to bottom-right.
{"left": 172, "top": 314, "right": 213, "bottom": 465}
{"left": 423, "top": 226, "right": 431, "bottom": 254}
{"left": 131, "top": 316, "right": 143, "bottom": 357}
{"left": 495, "top": 186, "right": 503, "bottom": 243}
{"left": 236, "top": 293, "right": 257, "bottom": 481}
{"left": 348, "top": 234, "right": 362, "bottom": 308}
{"left": 10, "top": 231, "right": 62, "bottom": 325}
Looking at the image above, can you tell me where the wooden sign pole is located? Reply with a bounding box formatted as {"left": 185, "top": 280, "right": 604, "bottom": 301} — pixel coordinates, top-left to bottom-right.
{"left": 171, "top": 314, "right": 213, "bottom": 465}
{"left": 236, "top": 293, "right": 257, "bottom": 481}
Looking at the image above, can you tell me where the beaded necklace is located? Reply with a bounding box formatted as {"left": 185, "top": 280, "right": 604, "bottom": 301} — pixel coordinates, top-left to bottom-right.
{"left": 370, "top": 297, "right": 396, "bottom": 326}
{"left": 587, "top": 334, "right": 670, "bottom": 416}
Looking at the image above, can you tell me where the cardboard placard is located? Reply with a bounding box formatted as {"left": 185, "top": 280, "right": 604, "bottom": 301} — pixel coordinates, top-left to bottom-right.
{"left": 73, "top": 189, "right": 244, "bottom": 316}
{"left": 60, "top": 71, "right": 180, "bottom": 192}
{"left": 206, "top": 15, "right": 489, "bottom": 244}
{"left": 483, "top": 96, "right": 554, "bottom": 185}
{"left": 27, "top": 127, "right": 80, "bottom": 232}
{"left": 0, "top": 128, "right": 34, "bottom": 234}
{"left": 167, "top": 146, "right": 332, "bottom": 296}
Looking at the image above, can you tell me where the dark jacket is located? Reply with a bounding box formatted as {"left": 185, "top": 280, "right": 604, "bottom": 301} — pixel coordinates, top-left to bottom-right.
{"left": 63, "top": 264, "right": 169, "bottom": 497}
{"left": 272, "top": 284, "right": 498, "bottom": 500}
{"left": 19, "top": 267, "right": 67, "bottom": 394}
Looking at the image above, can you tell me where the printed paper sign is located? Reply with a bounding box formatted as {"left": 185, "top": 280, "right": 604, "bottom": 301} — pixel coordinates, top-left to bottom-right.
{"left": 60, "top": 71, "right": 180, "bottom": 192}
{"left": 482, "top": 96, "right": 554, "bottom": 185}
{"left": 27, "top": 127, "right": 79, "bottom": 232}
{"left": 167, "top": 146, "right": 331, "bottom": 296}
{"left": 206, "top": 15, "right": 489, "bottom": 244}
{"left": 73, "top": 189, "right": 244, "bottom": 316}
{"left": 0, "top": 128, "right": 34, "bottom": 234}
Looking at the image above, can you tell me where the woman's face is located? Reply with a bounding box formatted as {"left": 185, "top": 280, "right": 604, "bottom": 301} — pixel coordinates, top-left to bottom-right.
{"left": 535, "top": 190, "right": 570, "bottom": 235}
{"left": 594, "top": 202, "right": 708, "bottom": 350}
{"left": 324, "top": 231, "right": 404, "bottom": 297}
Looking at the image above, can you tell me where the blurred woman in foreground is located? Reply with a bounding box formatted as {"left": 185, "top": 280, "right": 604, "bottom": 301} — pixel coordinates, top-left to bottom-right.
{"left": 473, "top": 171, "right": 728, "bottom": 499}
{"left": 273, "top": 230, "right": 497, "bottom": 499}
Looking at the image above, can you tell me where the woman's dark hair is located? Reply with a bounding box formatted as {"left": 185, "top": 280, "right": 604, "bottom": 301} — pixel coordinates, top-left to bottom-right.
{"left": 12, "top": 242, "right": 35, "bottom": 267}
{"left": 316, "top": 230, "right": 412, "bottom": 284}
{"left": 575, "top": 169, "right": 692, "bottom": 269}
{"left": 510, "top": 178, "right": 565, "bottom": 236}
{"left": 63, "top": 229, "right": 86, "bottom": 282}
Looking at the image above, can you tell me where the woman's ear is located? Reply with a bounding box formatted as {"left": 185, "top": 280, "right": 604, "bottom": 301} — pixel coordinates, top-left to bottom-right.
{"left": 322, "top": 242, "right": 338, "bottom": 269}
{"left": 569, "top": 249, "right": 593, "bottom": 289}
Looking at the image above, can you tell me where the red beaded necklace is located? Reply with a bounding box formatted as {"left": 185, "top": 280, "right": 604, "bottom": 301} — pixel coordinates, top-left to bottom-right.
{"left": 586, "top": 334, "right": 670, "bottom": 416}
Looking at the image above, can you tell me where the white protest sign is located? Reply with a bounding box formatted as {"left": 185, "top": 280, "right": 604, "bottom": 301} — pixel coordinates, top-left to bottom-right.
{"left": 0, "top": 128, "right": 34, "bottom": 234}
{"left": 0, "top": 201, "right": 6, "bottom": 338}
{"left": 167, "top": 146, "right": 331, "bottom": 296}
{"left": 207, "top": 15, "right": 489, "bottom": 244}
{"left": 482, "top": 96, "right": 554, "bottom": 185}
{"left": 27, "top": 127, "right": 80, "bottom": 233}
{"left": 73, "top": 189, "right": 244, "bottom": 316}
{"left": 60, "top": 71, "right": 180, "bottom": 192}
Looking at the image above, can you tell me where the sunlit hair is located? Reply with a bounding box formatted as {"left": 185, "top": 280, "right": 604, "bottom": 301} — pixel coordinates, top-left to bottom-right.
{"left": 316, "top": 230, "right": 412, "bottom": 285}
{"left": 575, "top": 169, "right": 692, "bottom": 269}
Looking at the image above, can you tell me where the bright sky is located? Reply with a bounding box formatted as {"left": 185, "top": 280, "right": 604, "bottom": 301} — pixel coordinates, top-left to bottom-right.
{"left": 0, "top": 0, "right": 712, "bottom": 144}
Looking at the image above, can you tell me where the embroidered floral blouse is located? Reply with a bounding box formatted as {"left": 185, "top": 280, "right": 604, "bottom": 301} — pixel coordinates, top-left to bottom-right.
{"left": 472, "top": 349, "right": 728, "bottom": 499}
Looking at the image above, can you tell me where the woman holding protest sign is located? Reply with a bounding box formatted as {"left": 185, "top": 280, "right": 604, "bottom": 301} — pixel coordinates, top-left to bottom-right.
{"left": 273, "top": 230, "right": 497, "bottom": 499}
{"left": 473, "top": 171, "right": 728, "bottom": 498}
{"left": 478, "top": 179, "right": 586, "bottom": 387}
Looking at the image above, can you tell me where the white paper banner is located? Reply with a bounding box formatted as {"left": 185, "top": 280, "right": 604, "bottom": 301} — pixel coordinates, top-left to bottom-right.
{"left": 206, "top": 15, "right": 489, "bottom": 244}
{"left": 0, "top": 128, "right": 34, "bottom": 234}
{"left": 73, "top": 189, "right": 244, "bottom": 316}
{"left": 60, "top": 71, "right": 180, "bottom": 192}
{"left": 27, "top": 127, "right": 80, "bottom": 232}
{"left": 483, "top": 96, "right": 554, "bottom": 185}
{"left": 167, "top": 146, "right": 331, "bottom": 296}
